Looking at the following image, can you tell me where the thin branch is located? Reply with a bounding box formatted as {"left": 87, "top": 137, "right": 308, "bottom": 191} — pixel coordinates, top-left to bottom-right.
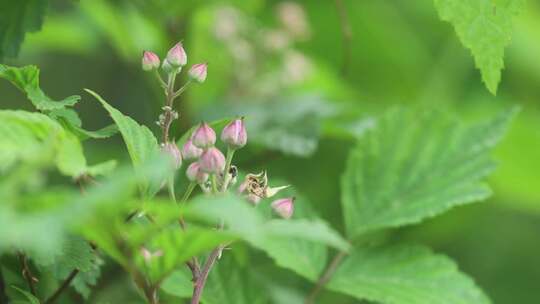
{"left": 17, "top": 252, "right": 37, "bottom": 296}
{"left": 190, "top": 246, "right": 223, "bottom": 304}
{"left": 44, "top": 269, "right": 79, "bottom": 304}
{"left": 334, "top": 0, "right": 353, "bottom": 76}
{"left": 305, "top": 251, "right": 347, "bottom": 304}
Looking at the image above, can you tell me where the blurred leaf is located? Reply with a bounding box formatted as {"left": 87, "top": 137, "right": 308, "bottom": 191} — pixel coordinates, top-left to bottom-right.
{"left": 11, "top": 285, "right": 39, "bottom": 304}
{"left": 160, "top": 268, "right": 193, "bottom": 298}
{"left": 0, "top": 110, "right": 87, "bottom": 177}
{"left": 327, "top": 244, "right": 490, "bottom": 304}
{"left": 185, "top": 194, "right": 349, "bottom": 279}
{"left": 0, "top": 64, "right": 80, "bottom": 111}
{"left": 203, "top": 255, "right": 269, "bottom": 304}
{"left": 342, "top": 107, "right": 517, "bottom": 238}
{"left": 251, "top": 195, "right": 329, "bottom": 281}
{"left": 136, "top": 227, "right": 233, "bottom": 283}
{"left": 85, "top": 89, "right": 159, "bottom": 195}
{"left": 87, "top": 160, "right": 118, "bottom": 177}
{"left": 0, "top": 0, "right": 48, "bottom": 58}
{"left": 434, "top": 0, "right": 525, "bottom": 94}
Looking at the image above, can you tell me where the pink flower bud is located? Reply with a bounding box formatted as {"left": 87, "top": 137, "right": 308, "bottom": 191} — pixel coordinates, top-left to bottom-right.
{"left": 221, "top": 118, "right": 247, "bottom": 149}
{"left": 181, "top": 138, "right": 203, "bottom": 160}
{"left": 188, "top": 63, "right": 208, "bottom": 83}
{"left": 271, "top": 197, "right": 295, "bottom": 219}
{"left": 199, "top": 147, "right": 225, "bottom": 174}
{"left": 192, "top": 122, "right": 216, "bottom": 149}
{"left": 186, "top": 162, "right": 209, "bottom": 184}
{"left": 142, "top": 51, "right": 160, "bottom": 71}
{"left": 161, "top": 142, "right": 182, "bottom": 169}
{"left": 166, "top": 42, "right": 187, "bottom": 67}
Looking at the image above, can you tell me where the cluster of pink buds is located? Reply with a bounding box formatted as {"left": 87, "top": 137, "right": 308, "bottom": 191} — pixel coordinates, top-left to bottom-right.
{"left": 144, "top": 41, "right": 293, "bottom": 219}
{"left": 143, "top": 42, "right": 209, "bottom": 172}
{"left": 182, "top": 118, "right": 246, "bottom": 189}
{"left": 141, "top": 42, "right": 207, "bottom": 82}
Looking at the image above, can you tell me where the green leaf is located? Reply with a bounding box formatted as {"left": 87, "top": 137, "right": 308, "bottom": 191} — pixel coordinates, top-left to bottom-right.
{"left": 341, "top": 107, "right": 517, "bottom": 238}
{"left": 51, "top": 108, "right": 118, "bottom": 140}
{"left": 433, "top": 0, "right": 525, "bottom": 94}
{"left": 0, "top": 0, "right": 48, "bottom": 58}
{"left": 11, "top": 285, "right": 40, "bottom": 304}
{"left": 85, "top": 89, "right": 159, "bottom": 195}
{"left": 0, "top": 65, "right": 80, "bottom": 110}
{"left": 0, "top": 110, "right": 87, "bottom": 177}
{"left": 203, "top": 255, "right": 270, "bottom": 304}
{"left": 327, "top": 244, "right": 490, "bottom": 304}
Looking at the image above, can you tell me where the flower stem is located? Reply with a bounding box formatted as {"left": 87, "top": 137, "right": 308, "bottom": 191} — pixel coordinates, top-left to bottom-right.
{"left": 190, "top": 245, "right": 223, "bottom": 304}
{"left": 44, "top": 269, "right": 79, "bottom": 304}
{"left": 304, "top": 251, "right": 347, "bottom": 304}
{"left": 181, "top": 182, "right": 197, "bottom": 203}
{"left": 220, "top": 148, "right": 235, "bottom": 192}
{"left": 17, "top": 252, "right": 37, "bottom": 296}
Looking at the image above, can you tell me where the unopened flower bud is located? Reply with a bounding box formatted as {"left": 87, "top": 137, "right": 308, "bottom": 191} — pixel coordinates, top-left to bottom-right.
{"left": 142, "top": 51, "right": 160, "bottom": 71}
{"left": 192, "top": 122, "right": 216, "bottom": 149}
{"left": 199, "top": 147, "right": 225, "bottom": 174}
{"left": 161, "top": 142, "right": 182, "bottom": 169}
{"left": 271, "top": 197, "right": 295, "bottom": 219}
{"left": 166, "top": 42, "right": 187, "bottom": 67}
{"left": 221, "top": 118, "right": 247, "bottom": 149}
{"left": 186, "top": 162, "right": 209, "bottom": 184}
{"left": 188, "top": 63, "right": 208, "bottom": 83}
{"left": 181, "top": 139, "right": 203, "bottom": 160}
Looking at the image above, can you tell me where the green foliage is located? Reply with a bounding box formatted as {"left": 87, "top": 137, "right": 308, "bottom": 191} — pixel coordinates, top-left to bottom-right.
{"left": 85, "top": 89, "right": 160, "bottom": 195}
{"left": 11, "top": 285, "right": 40, "bottom": 304}
{"left": 0, "top": 0, "right": 48, "bottom": 58}
{"left": 434, "top": 0, "right": 525, "bottom": 94}
{"left": 0, "top": 110, "right": 87, "bottom": 177}
{"left": 328, "top": 244, "right": 490, "bottom": 304}
{"left": 0, "top": 64, "right": 80, "bottom": 111}
{"left": 341, "top": 107, "right": 517, "bottom": 238}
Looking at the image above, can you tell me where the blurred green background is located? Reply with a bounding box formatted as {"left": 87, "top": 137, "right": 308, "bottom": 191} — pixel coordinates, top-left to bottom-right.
{"left": 1, "top": 0, "right": 539, "bottom": 303}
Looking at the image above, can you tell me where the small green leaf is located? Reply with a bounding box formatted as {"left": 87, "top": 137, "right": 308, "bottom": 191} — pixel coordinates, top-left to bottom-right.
{"left": 341, "top": 107, "right": 517, "bottom": 238}
{"left": 11, "top": 285, "right": 40, "bottom": 304}
{"left": 86, "top": 160, "right": 118, "bottom": 177}
{"left": 0, "top": 0, "right": 48, "bottom": 58}
{"left": 51, "top": 108, "right": 118, "bottom": 140}
{"left": 434, "top": 0, "right": 525, "bottom": 94}
{"left": 327, "top": 244, "right": 490, "bottom": 304}
{"left": 0, "top": 64, "right": 80, "bottom": 110}
{"left": 85, "top": 89, "right": 160, "bottom": 195}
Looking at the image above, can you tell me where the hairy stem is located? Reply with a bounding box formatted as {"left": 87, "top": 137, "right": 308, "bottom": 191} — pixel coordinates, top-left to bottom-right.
{"left": 17, "top": 252, "right": 37, "bottom": 296}
{"left": 44, "top": 269, "right": 79, "bottom": 304}
{"left": 190, "top": 246, "right": 223, "bottom": 304}
{"left": 305, "top": 251, "right": 347, "bottom": 304}
{"left": 334, "top": 0, "right": 353, "bottom": 76}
